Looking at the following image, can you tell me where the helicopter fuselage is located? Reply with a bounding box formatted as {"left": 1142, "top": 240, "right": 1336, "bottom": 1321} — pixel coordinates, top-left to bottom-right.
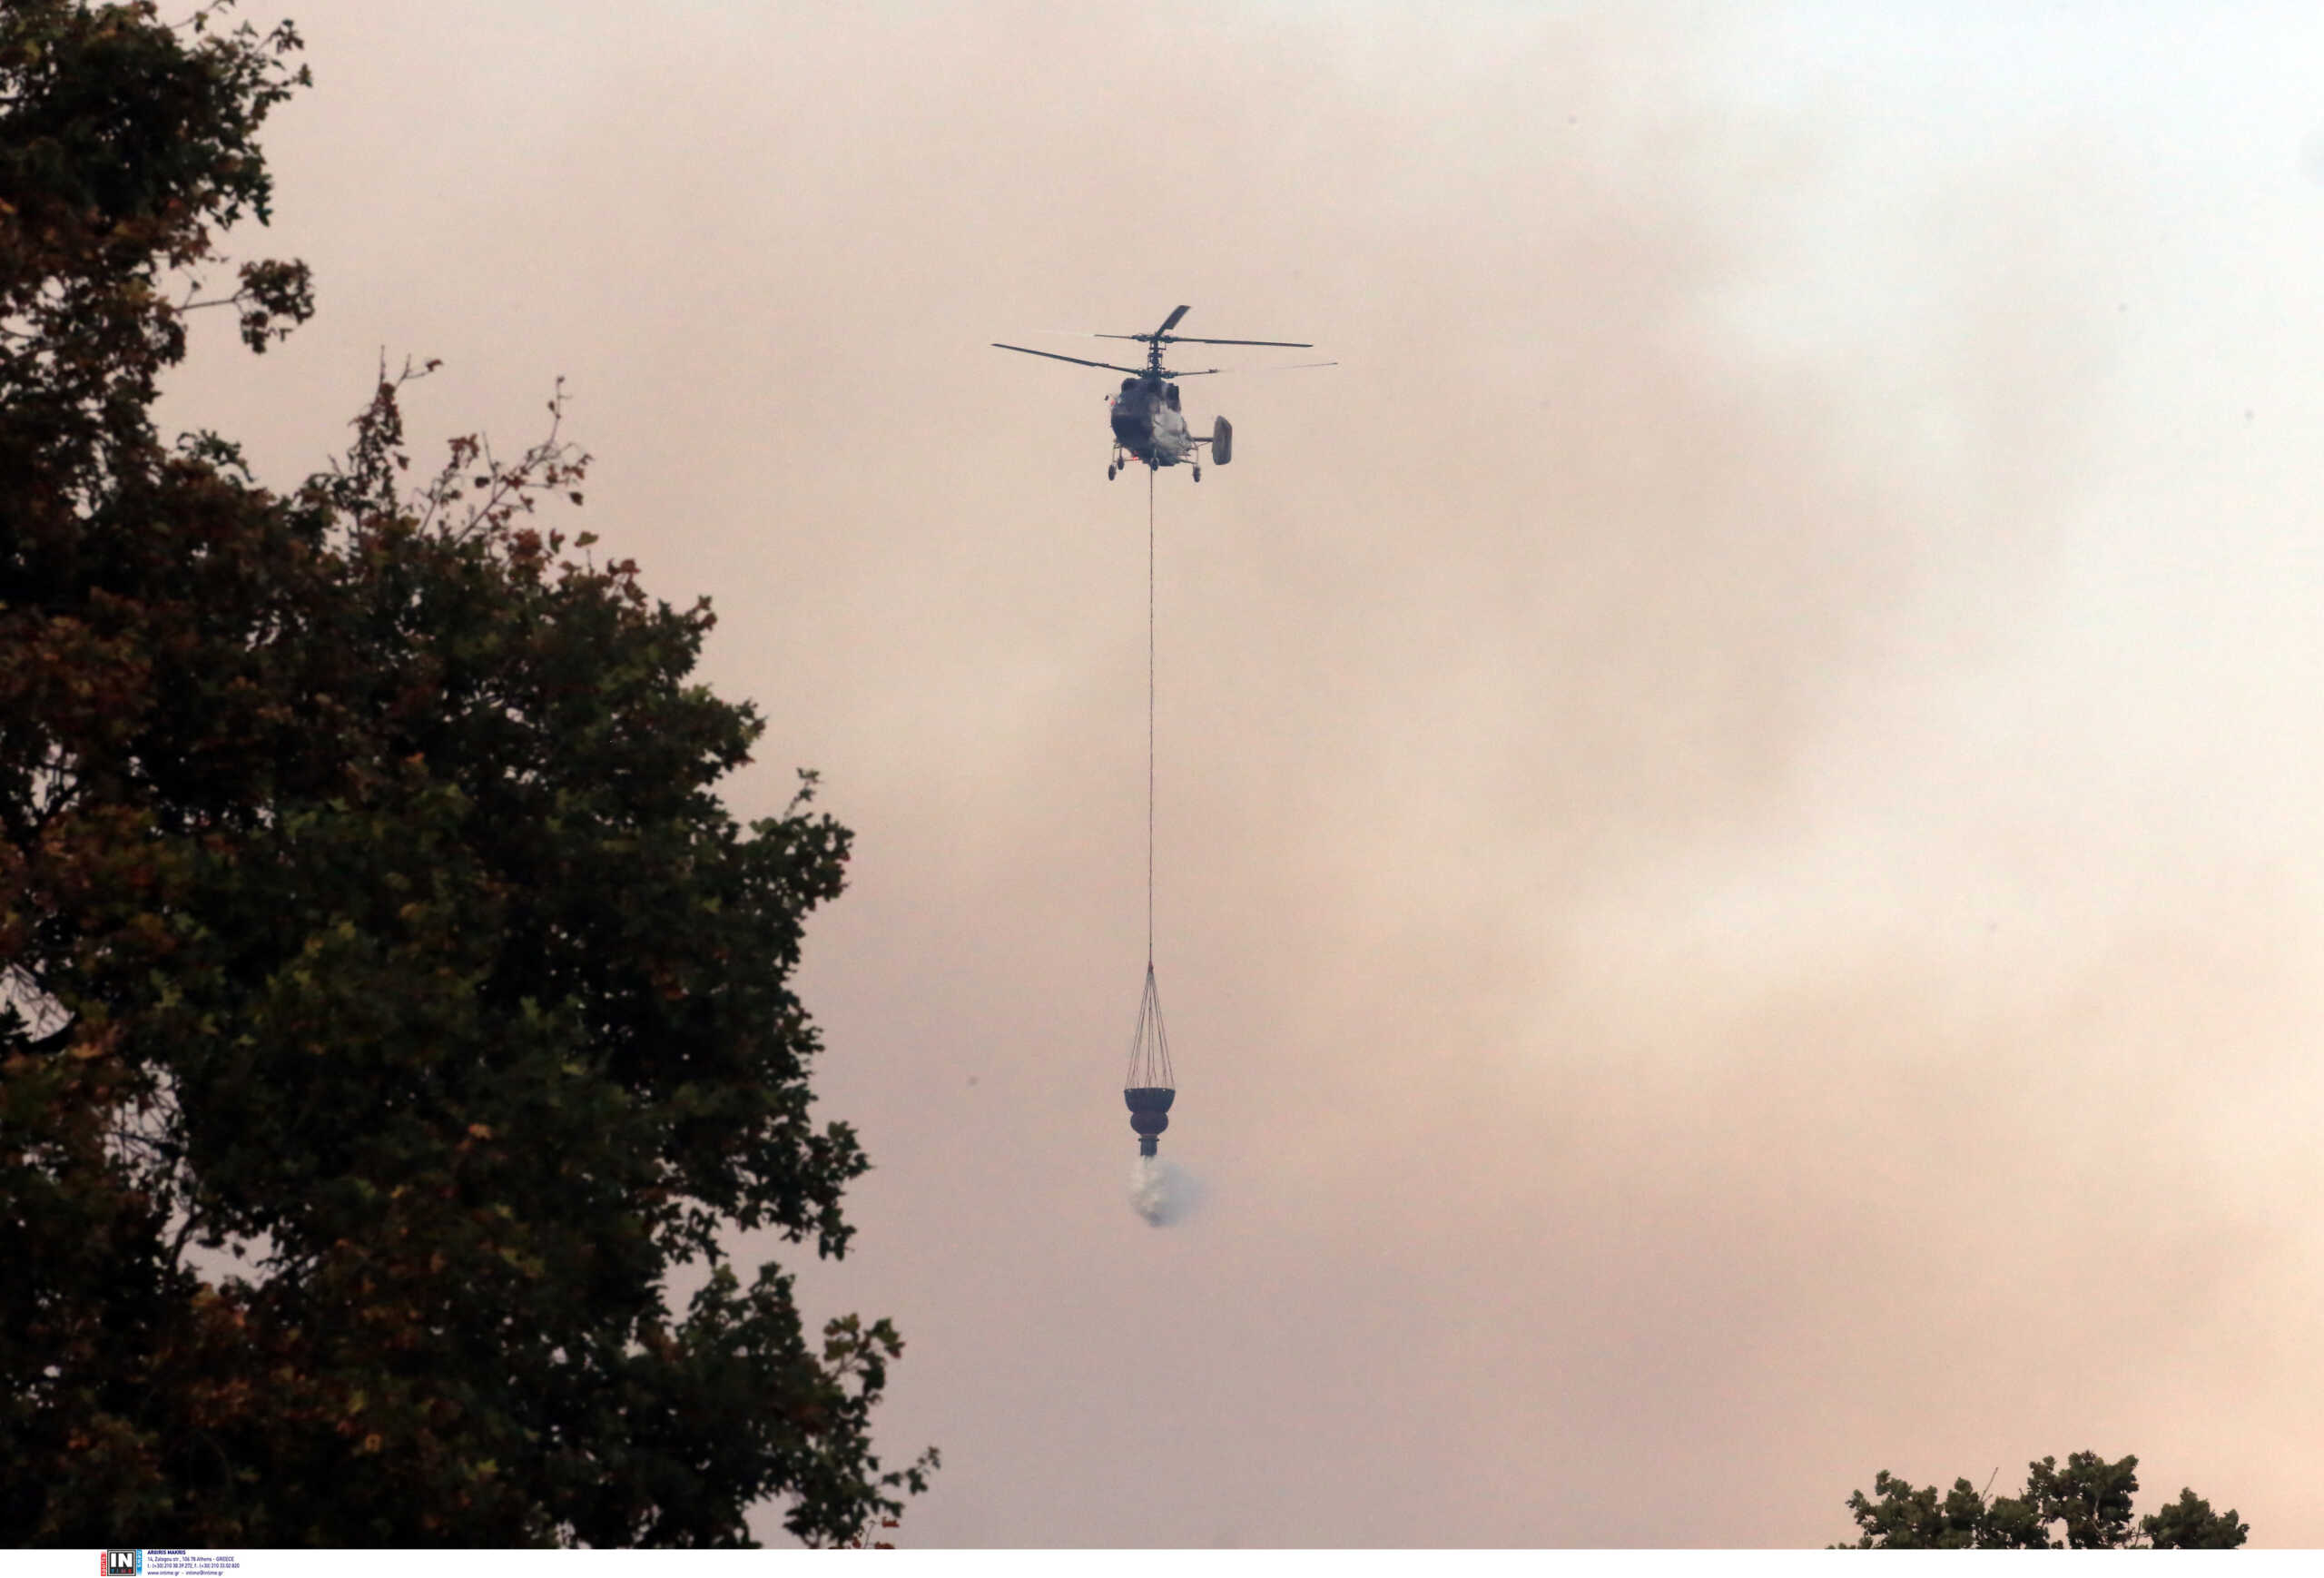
{"left": 1109, "top": 376, "right": 1196, "bottom": 468}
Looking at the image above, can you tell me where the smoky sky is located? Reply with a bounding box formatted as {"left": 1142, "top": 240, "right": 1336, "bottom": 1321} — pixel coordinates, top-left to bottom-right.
{"left": 160, "top": 1, "right": 2324, "bottom": 1548}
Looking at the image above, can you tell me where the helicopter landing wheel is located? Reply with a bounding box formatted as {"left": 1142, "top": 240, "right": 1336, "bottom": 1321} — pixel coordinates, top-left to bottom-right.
{"left": 1107, "top": 463, "right": 1116, "bottom": 480}
{"left": 1192, "top": 465, "right": 1201, "bottom": 482}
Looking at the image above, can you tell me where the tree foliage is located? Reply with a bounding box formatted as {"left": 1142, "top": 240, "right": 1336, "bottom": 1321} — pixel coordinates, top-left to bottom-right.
{"left": 2, "top": 1, "right": 929, "bottom": 1544}
{"left": 1839, "top": 1451, "right": 2248, "bottom": 1549}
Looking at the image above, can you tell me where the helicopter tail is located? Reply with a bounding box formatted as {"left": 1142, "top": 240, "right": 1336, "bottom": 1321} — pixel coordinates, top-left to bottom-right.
{"left": 1208, "top": 416, "right": 1232, "bottom": 465}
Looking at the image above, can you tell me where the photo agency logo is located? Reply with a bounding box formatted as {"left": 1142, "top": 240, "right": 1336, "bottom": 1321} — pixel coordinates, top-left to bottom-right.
{"left": 100, "top": 1553, "right": 142, "bottom": 1577}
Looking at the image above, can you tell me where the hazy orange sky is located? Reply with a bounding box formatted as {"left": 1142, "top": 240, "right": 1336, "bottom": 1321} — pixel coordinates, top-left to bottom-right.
{"left": 162, "top": 1, "right": 2324, "bottom": 1547}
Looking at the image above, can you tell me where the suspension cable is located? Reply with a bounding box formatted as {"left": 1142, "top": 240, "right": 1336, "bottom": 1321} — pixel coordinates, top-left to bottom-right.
{"left": 1147, "top": 466, "right": 1156, "bottom": 969}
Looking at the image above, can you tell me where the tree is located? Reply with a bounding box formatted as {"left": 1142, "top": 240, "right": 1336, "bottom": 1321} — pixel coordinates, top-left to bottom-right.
{"left": 1838, "top": 1452, "right": 2249, "bottom": 1549}
{"left": 2, "top": 1, "right": 930, "bottom": 1544}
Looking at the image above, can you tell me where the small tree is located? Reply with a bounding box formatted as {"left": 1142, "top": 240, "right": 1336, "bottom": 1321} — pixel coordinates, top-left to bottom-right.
{"left": 2, "top": 1, "right": 929, "bottom": 1544}
{"left": 1839, "top": 1452, "right": 2248, "bottom": 1549}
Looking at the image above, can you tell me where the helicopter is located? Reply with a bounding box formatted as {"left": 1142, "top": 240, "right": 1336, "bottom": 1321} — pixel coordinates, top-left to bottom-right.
{"left": 993, "top": 304, "right": 1330, "bottom": 481}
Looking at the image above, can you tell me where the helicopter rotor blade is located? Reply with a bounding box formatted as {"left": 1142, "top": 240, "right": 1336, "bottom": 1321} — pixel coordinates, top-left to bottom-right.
{"left": 1159, "top": 360, "right": 1338, "bottom": 378}
{"left": 1155, "top": 304, "right": 1192, "bottom": 337}
{"left": 1090, "top": 331, "right": 1315, "bottom": 349}
{"left": 991, "top": 342, "right": 1149, "bottom": 377}
{"left": 1159, "top": 336, "right": 1315, "bottom": 348}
